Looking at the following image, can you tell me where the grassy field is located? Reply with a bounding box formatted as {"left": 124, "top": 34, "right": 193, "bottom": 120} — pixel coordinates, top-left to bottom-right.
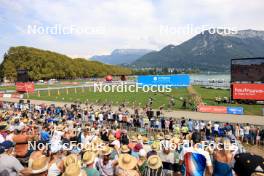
{"left": 2, "top": 83, "right": 262, "bottom": 115}
{"left": 27, "top": 87, "right": 190, "bottom": 110}
{"left": 193, "top": 86, "right": 263, "bottom": 116}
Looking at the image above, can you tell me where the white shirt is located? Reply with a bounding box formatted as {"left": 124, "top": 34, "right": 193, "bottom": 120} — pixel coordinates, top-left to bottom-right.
{"left": 214, "top": 124, "right": 219, "bottom": 131}
{"left": 111, "top": 140, "right": 120, "bottom": 150}
{"left": 96, "top": 158, "right": 115, "bottom": 176}
{"left": 0, "top": 134, "right": 5, "bottom": 143}
{"left": 118, "top": 114, "right": 123, "bottom": 121}
{"left": 99, "top": 114, "right": 104, "bottom": 121}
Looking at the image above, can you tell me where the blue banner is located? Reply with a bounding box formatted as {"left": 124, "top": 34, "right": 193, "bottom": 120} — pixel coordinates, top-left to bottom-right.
{"left": 227, "top": 107, "right": 244, "bottom": 115}
{"left": 137, "top": 74, "right": 190, "bottom": 87}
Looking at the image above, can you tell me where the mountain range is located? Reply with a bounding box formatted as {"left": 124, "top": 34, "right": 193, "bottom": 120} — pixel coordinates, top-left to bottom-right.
{"left": 132, "top": 29, "right": 264, "bottom": 72}
{"left": 91, "top": 49, "right": 153, "bottom": 65}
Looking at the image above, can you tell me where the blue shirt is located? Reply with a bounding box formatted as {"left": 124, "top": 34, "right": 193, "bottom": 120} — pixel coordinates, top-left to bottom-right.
{"left": 41, "top": 131, "right": 50, "bottom": 142}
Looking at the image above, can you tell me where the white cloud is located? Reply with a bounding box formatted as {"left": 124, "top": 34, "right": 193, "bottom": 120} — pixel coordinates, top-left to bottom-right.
{"left": 0, "top": 0, "right": 264, "bottom": 60}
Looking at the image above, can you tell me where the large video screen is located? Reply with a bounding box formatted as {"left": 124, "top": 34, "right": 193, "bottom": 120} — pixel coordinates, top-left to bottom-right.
{"left": 231, "top": 58, "right": 264, "bottom": 82}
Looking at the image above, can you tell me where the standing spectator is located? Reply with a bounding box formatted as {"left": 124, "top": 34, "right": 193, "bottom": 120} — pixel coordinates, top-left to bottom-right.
{"left": 83, "top": 151, "right": 100, "bottom": 176}
{"left": 138, "top": 149, "right": 147, "bottom": 173}
{"left": 179, "top": 132, "right": 213, "bottom": 176}
{"left": 188, "top": 119, "right": 193, "bottom": 132}
{"left": 214, "top": 122, "right": 220, "bottom": 137}
{"left": 144, "top": 155, "right": 164, "bottom": 176}
{"left": 96, "top": 146, "right": 117, "bottom": 176}
{"left": 116, "top": 154, "right": 140, "bottom": 176}
{"left": 213, "top": 138, "right": 233, "bottom": 176}
{"left": 235, "top": 124, "right": 240, "bottom": 140}
{"left": 244, "top": 124, "right": 250, "bottom": 144}
{"left": 159, "top": 144, "right": 177, "bottom": 175}
{"left": 256, "top": 128, "right": 261, "bottom": 146}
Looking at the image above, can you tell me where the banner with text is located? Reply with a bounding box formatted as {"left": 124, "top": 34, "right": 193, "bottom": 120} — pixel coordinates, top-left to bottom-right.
{"left": 137, "top": 74, "right": 190, "bottom": 87}
{"left": 232, "top": 83, "right": 264, "bottom": 100}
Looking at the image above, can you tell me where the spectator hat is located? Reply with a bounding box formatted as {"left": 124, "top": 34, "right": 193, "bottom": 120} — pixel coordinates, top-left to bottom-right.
{"left": 120, "top": 145, "right": 130, "bottom": 153}
{"left": 30, "top": 156, "right": 49, "bottom": 174}
{"left": 234, "top": 153, "right": 264, "bottom": 176}
{"left": 118, "top": 154, "right": 137, "bottom": 170}
{"left": 63, "top": 164, "right": 82, "bottom": 176}
{"left": 147, "top": 155, "right": 162, "bottom": 170}
{"left": 1, "top": 140, "right": 14, "bottom": 150}
{"left": 83, "top": 151, "right": 95, "bottom": 165}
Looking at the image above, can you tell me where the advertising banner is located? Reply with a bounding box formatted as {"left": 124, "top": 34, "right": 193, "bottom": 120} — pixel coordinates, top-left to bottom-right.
{"left": 137, "top": 74, "right": 190, "bottom": 87}
{"left": 16, "top": 82, "right": 35, "bottom": 93}
{"left": 227, "top": 107, "right": 244, "bottom": 115}
{"left": 197, "top": 105, "right": 227, "bottom": 114}
{"left": 232, "top": 83, "right": 264, "bottom": 100}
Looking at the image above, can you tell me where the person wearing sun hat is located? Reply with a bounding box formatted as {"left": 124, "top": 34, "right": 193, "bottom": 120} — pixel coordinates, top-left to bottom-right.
{"left": 128, "top": 135, "right": 137, "bottom": 150}
{"left": 116, "top": 154, "right": 140, "bottom": 176}
{"left": 64, "top": 154, "right": 80, "bottom": 168}
{"left": 96, "top": 145, "right": 118, "bottom": 176}
{"left": 144, "top": 155, "right": 164, "bottom": 176}
{"left": 131, "top": 143, "right": 143, "bottom": 159}
{"left": 143, "top": 136, "right": 151, "bottom": 154}
{"left": 147, "top": 143, "right": 159, "bottom": 159}
{"left": 0, "top": 122, "right": 8, "bottom": 143}
{"left": 63, "top": 163, "right": 87, "bottom": 176}
{"left": 83, "top": 151, "right": 100, "bottom": 176}
{"left": 138, "top": 149, "right": 147, "bottom": 174}
{"left": 120, "top": 144, "right": 131, "bottom": 154}
{"left": 28, "top": 155, "right": 49, "bottom": 175}
{"left": 109, "top": 133, "right": 121, "bottom": 151}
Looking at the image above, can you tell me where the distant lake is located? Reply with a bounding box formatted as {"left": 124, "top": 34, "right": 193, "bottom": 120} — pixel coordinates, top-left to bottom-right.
{"left": 190, "top": 74, "right": 230, "bottom": 82}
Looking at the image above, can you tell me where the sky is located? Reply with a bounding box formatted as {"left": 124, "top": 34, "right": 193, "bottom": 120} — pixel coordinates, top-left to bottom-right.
{"left": 0, "top": 0, "right": 264, "bottom": 61}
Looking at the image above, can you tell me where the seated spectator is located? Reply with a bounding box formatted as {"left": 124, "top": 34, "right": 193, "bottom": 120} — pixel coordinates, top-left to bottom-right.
{"left": 0, "top": 141, "right": 29, "bottom": 175}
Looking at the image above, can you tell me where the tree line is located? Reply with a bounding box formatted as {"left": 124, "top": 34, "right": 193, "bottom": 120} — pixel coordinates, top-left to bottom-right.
{"left": 0, "top": 46, "right": 132, "bottom": 81}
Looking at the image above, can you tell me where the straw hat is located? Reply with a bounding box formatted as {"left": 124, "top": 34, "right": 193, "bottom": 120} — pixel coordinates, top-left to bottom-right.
{"left": 151, "top": 143, "right": 159, "bottom": 151}
{"left": 118, "top": 154, "right": 137, "bottom": 170}
{"left": 143, "top": 137, "right": 149, "bottom": 144}
{"left": 156, "top": 134, "right": 164, "bottom": 140}
{"left": 30, "top": 156, "right": 49, "bottom": 174}
{"left": 130, "top": 136, "right": 137, "bottom": 142}
{"left": 0, "top": 122, "right": 8, "bottom": 131}
{"left": 63, "top": 164, "right": 83, "bottom": 176}
{"left": 165, "top": 135, "right": 171, "bottom": 140}
{"left": 172, "top": 137, "right": 180, "bottom": 144}
{"left": 64, "top": 154, "right": 78, "bottom": 167}
{"left": 108, "top": 134, "right": 116, "bottom": 141}
{"left": 83, "top": 151, "right": 95, "bottom": 165}
{"left": 120, "top": 145, "right": 130, "bottom": 153}
{"left": 100, "top": 146, "right": 112, "bottom": 156}
{"left": 147, "top": 155, "right": 162, "bottom": 170}
{"left": 150, "top": 136, "right": 154, "bottom": 141}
